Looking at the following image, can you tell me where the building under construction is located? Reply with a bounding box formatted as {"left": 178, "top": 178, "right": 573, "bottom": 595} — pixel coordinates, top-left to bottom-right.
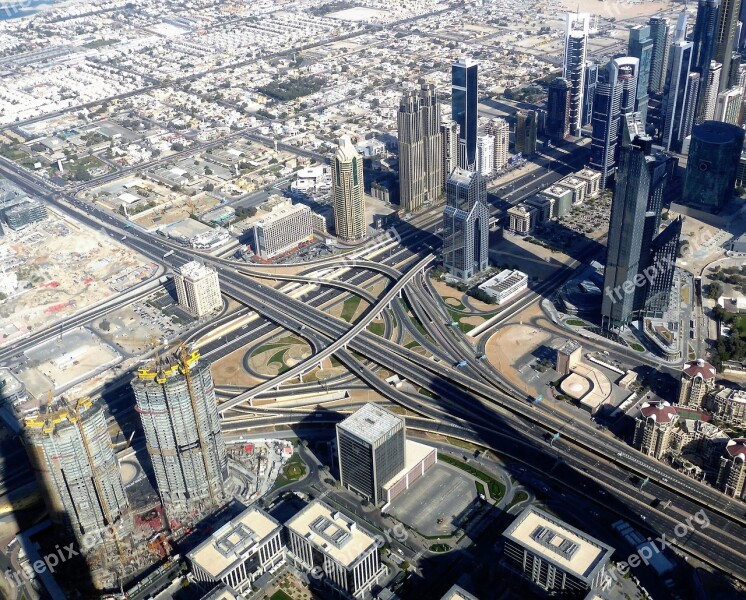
{"left": 23, "top": 397, "right": 133, "bottom": 546}
{"left": 132, "top": 345, "right": 228, "bottom": 518}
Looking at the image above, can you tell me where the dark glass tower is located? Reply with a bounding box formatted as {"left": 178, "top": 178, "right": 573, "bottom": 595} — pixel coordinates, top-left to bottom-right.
{"left": 713, "top": 0, "right": 743, "bottom": 91}
{"left": 582, "top": 61, "right": 599, "bottom": 126}
{"left": 452, "top": 58, "right": 478, "bottom": 170}
{"left": 645, "top": 217, "right": 683, "bottom": 315}
{"left": 683, "top": 120, "right": 745, "bottom": 210}
{"left": 662, "top": 15, "right": 695, "bottom": 152}
{"left": 547, "top": 78, "right": 571, "bottom": 143}
{"left": 628, "top": 25, "right": 654, "bottom": 123}
{"left": 649, "top": 17, "right": 672, "bottom": 93}
{"left": 692, "top": 0, "right": 721, "bottom": 122}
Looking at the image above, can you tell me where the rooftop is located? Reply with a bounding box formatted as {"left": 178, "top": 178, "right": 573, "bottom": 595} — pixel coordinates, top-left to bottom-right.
{"left": 640, "top": 401, "right": 677, "bottom": 424}
{"left": 725, "top": 438, "right": 746, "bottom": 460}
{"left": 441, "top": 584, "right": 480, "bottom": 600}
{"left": 337, "top": 402, "right": 403, "bottom": 445}
{"left": 503, "top": 506, "right": 613, "bottom": 583}
{"left": 383, "top": 440, "right": 436, "bottom": 492}
{"left": 682, "top": 359, "right": 716, "bottom": 380}
{"left": 176, "top": 260, "right": 217, "bottom": 281}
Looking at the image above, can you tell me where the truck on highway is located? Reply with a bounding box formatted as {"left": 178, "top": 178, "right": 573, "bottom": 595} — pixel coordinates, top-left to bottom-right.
{"left": 163, "top": 250, "right": 174, "bottom": 258}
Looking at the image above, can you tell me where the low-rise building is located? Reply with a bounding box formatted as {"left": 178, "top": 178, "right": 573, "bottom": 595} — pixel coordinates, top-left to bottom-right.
{"left": 573, "top": 168, "right": 602, "bottom": 199}
{"left": 556, "top": 340, "right": 582, "bottom": 376}
{"left": 502, "top": 506, "right": 613, "bottom": 596}
{"left": 252, "top": 202, "right": 314, "bottom": 259}
{"left": 1, "top": 197, "right": 48, "bottom": 230}
{"left": 188, "top": 505, "right": 284, "bottom": 594}
{"left": 507, "top": 204, "right": 537, "bottom": 235}
{"left": 525, "top": 194, "right": 555, "bottom": 224}
{"left": 540, "top": 185, "right": 573, "bottom": 217}
{"left": 441, "top": 584, "right": 480, "bottom": 600}
{"left": 555, "top": 175, "right": 587, "bottom": 205}
{"left": 382, "top": 440, "right": 437, "bottom": 505}
{"left": 477, "top": 269, "right": 528, "bottom": 305}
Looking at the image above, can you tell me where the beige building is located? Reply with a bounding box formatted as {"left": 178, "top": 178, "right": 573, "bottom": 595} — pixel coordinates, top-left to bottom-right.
{"left": 555, "top": 175, "right": 587, "bottom": 205}
{"left": 507, "top": 204, "right": 537, "bottom": 235}
{"left": 440, "top": 119, "right": 459, "bottom": 189}
{"left": 716, "top": 438, "right": 746, "bottom": 500}
{"left": 188, "top": 505, "right": 284, "bottom": 594}
{"left": 677, "top": 359, "right": 717, "bottom": 408}
{"left": 669, "top": 419, "right": 729, "bottom": 469}
{"left": 556, "top": 339, "right": 582, "bottom": 376}
{"left": 252, "top": 202, "right": 313, "bottom": 259}
{"left": 708, "top": 388, "right": 746, "bottom": 426}
{"left": 285, "top": 500, "right": 386, "bottom": 598}
{"left": 485, "top": 117, "right": 510, "bottom": 172}
{"left": 573, "top": 168, "right": 602, "bottom": 199}
{"left": 633, "top": 401, "right": 678, "bottom": 459}
{"left": 173, "top": 261, "right": 222, "bottom": 317}
{"left": 332, "top": 135, "right": 366, "bottom": 241}
{"left": 502, "top": 506, "right": 613, "bottom": 596}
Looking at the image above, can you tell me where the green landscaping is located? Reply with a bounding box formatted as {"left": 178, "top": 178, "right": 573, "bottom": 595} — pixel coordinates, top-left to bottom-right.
{"left": 267, "top": 348, "right": 289, "bottom": 373}
{"left": 367, "top": 321, "right": 385, "bottom": 336}
{"left": 418, "top": 387, "right": 438, "bottom": 399}
{"left": 252, "top": 336, "right": 305, "bottom": 357}
{"left": 506, "top": 491, "right": 529, "bottom": 511}
{"left": 439, "top": 453, "right": 505, "bottom": 501}
{"left": 566, "top": 319, "right": 588, "bottom": 327}
{"left": 630, "top": 343, "right": 645, "bottom": 352}
{"left": 341, "top": 296, "right": 362, "bottom": 322}
{"left": 271, "top": 453, "right": 307, "bottom": 492}
{"left": 269, "top": 591, "right": 293, "bottom": 600}
{"left": 405, "top": 340, "right": 421, "bottom": 350}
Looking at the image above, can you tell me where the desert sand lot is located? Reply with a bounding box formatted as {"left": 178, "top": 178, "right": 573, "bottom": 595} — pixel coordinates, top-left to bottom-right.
{"left": 560, "top": 0, "right": 675, "bottom": 18}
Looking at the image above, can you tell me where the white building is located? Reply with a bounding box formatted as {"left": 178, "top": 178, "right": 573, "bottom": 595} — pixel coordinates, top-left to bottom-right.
{"left": 174, "top": 261, "right": 222, "bottom": 317}
{"left": 486, "top": 118, "right": 510, "bottom": 172}
{"left": 478, "top": 269, "right": 528, "bottom": 304}
{"left": 476, "top": 135, "right": 495, "bottom": 177}
{"left": 507, "top": 204, "right": 537, "bottom": 235}
{"left": 252, "top": 202, "right": 314, "bottom": 259}
{"left": 285, "top": 500, "right": 386, "bottom": 599}
{"left": 715, "top": 87, "right": 744, "bottom": 125}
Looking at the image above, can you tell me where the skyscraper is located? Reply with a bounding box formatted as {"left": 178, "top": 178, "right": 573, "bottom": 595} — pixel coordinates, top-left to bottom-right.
{"left": 476, "top": 135, "right": 494, "bottom": 176}
{"left": 649, "top": 17, "right": 673, "bottom": 93}
{"left": 24, "top": 397, "right": 132, "bottom": 546}
{"left": 485, "top": 117, "right": 510, "bottom": 171}
{"left": 398, "top": 83, "right": 442, "bottom": 212}
{"left": 452, "top": 58, "right": 478, "bottom": 170}
{"left": 590, "top": 57, "right": 640, "bottom": 187}
{"left": 662, "top": 15, "right": 695, "bottom": 151}
{"left": 715, "top": 86, "right": 745, "bottom": 122}
{"left": 713, "top": 0, "right": 743, "bottom": 91}
{"left": 336, "top": 403, "right": 405, "bottom": 505}
{"left": 701, "top": 61, "right": 724, "bottom": 121}
{"left": 442, "top": 168, "right": 489, "bottom": 281}
{"left": 515, "top": 109, "right": 538, "bottom": 156}
{"left": 332, "top": 135, "right": 366, "bottom": 240}
{"left": 601, "top": 129, "right": 653, "bottom": 329}
{"left": 547, "top": 77, "right": 571, "bottom": 142}
{"left": 644, "top": 216, "right": 683, "bottom": 314}
{"left": 628, "top": 25, "right": 654, "bottom": 123}
{"left": 440, "top": 119, "right": 459, "bottom": 189}
{"left": 691, "top": 0, "right": 721, "bottom": 122}
{"left": 683, "top": 120, "right": 745, "bottom": 210}
{"left": 563, "top": 13, "right": 591, "bottom": 136}
{"left": 134, "top": 346, "right": 228, "bottom": 516}
{"left": 174, "top": 261, "right": 222, "bottom": 318}
{"left": 582, "top": 61, "right": 599, "bottom": 127}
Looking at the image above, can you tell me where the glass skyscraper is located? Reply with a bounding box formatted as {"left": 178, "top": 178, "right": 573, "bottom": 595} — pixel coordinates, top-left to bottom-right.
{"left": 452, "top": 58, "right": 478, "bottom": 170}
{"left": 563, "top": 13, "right": 591, "bottom": 136}
{"left": 628, "top": 25, "right": 654, "bottom": 123}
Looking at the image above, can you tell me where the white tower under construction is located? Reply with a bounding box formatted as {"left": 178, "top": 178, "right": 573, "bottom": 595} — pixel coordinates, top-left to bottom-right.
{"left": 133, "top": 346, "right": 228, "bottom": 517}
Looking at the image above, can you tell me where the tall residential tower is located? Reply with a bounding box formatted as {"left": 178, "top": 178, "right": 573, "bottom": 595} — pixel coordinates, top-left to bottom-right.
{"left": 452, "top": 58, "right": 479, "bottom": 170}
{"left": 564, "top": 13, "right": 591, "bottom": 136}
{"left": 332, "top": 135, "right": 366, "bottom": 241}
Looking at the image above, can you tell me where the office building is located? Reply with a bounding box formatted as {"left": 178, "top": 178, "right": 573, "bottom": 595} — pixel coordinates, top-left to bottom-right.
{"left": 556, "top": 339, "right": 582, "bottom": 376}
{"left": 515, "top": 110, "right": 538, "bottom": 156}
{"left": 715, "top": 86, "right": 745, "bottom": 123}
{"left": 628, "top": 25, "right": 654, "bottom": 122}
{"left": 502, "top": 506, "right": 614, "bottom": 596}
{"left": 601, "top": 131, "right": 653, "bottom": 330}
{"left": 662, "top": 15, "right": 695, "bottom": 152}
{"left": 692, "top": 0, "right": 721, "bottom": 122}
{"left": 441, "top": 119, "right": 459, "bottom": 189}
{"left": 701, "top": 61, "right": 724, "bottom": 122}
{"left": 716, "top": 438, "right": 746, "bottom": 499}
{"left": 24, "top": 397, "right": 132, "bottom": 545}
{"left": 336, "top": 403, "right": 405, "bottom": 505}
{"left": 643, "top": 216, "right": 682, "bottom": 313}
{"left": 547, "top": 77, "right": 571, "bottom": 142}
{"left": 332, "top": 135, "right": 366, "bottom": 241}
{"left": 442, "top": 168, "right": 489, "bottom": 280}
{"left": 188, "top": 505, "right": 285, "bottom": 594}
{"left": 649, "top": 17, "right": 673, "bottom": 93}
{"left": 398, "top": 83, "right": 442, "bottom": 212}
{"left": 133, "top": 346, "right": 228, "bottom": 516}
{"left": 508, "top": 204, "right": 538, "bottom": 235}
{"left": 580, "top": 63, "right": 598, "bottom": 131}
{"left": 633, "top": 401, "right": 678, "bottom": 459}
{"left": 476, "top": 135, "right": 494, "bottom": 176}
{"left": 485, "top": 117, "right": 510, "bottom": 171}
{"left": 541, "top": 185, "right": 573, "bottom": 217}
{"left": 286, "top": 500, "right": 386, "bottom": 599}
{"left": 590, "top": 57, "right": 640, "bottom": 188}
{"left": 727, "top": 50, "right": 743, "bottom": 87}
{"left": 683, "top": 120, "right": 745, "bottom": 210}
{"left": 452, "top": 58, "right": 479, "bottom": 170}
{"left": 2, "top": 197, "right": 48, "bottom": 230}
{"left": 252, "top": 202, "right": 313, "bottom": 259}
{"left": 563, "top": 13, "right": 591, "bottom": 136}
{"left": 713, "top": 0, "right": 743, "bottom": 91}
{"left": 174, "top": 261, "right": 222, "bottom": 318}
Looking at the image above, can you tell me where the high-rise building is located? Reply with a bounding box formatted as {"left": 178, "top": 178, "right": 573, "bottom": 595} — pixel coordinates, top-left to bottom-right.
{"left": 649, "top": 17, "right": 673, "bottom": 94}
{"left": 728, "top": 49, "right": 743, "bottom": 87}
{"left": 683, "top": 120, "right": 745, "bottom": 210}
{"left": 476, "top": 135, "right": 494, "bottom": 176}
{"left": 442, "top": 168, "right": 489, "bottom": 281}
{"left": 628, "top": 25, "right": 654, "bottom": 123}
{"left": 336, "top": 403, "right": 405, "bottom": 505}
{"left": 692, "top": 0, "right": 721, "bottom": 122}
{"left": 133, "top": 346, "right": 228, "bottom": 516}
{"left": 643, "top": 216, "right": 682, "bottom": 314}
{"left": 662, "top": 15, "right": 695, "bottom": 151}
{"left": 252, "top": 202, "right": 314, "bottom": 259}
{"left": 563, "top": 13, "right": 591, "bottom": 136}
{"left": 701, "top": 61, "right": 724, "bottom": 121}
{"left": 633, "top": 401, "right": 678, "bottom": 459}
{"left": 582, "top": 61, "right": 599, "bottom": 127}
{"left": 331, "top": 135, "right": 366, "bottom": 241}
{"left": 24, "top": 397, "right": 132, "bottom": 545}
{"left": 452, "top": 58, "right": 479, "bottom": 170}
{"left": 716, "top": 438, "right": 746, "bottom": 499}
{"left": 398, "top": 83, "right": 442, "bottom": 212}
{"left": 547, "top": 77, "right": 571, "bottom": 142}
{"left": 515, "top": 109, "right": 538, "bottom": 156}
{"left": 715, "top": 86, "right": 745, "bottom": 122}
{"left": 678, "top": 359, "right": 718, "bottom": 407}
{"left": 713, "top": 0, "right": 743, "bottom": 92}
{"left": 601, "top": 130, "right": 652, "bottom": 329}
{"left": 485, "top": 117, "right": 510, "bottom": 171}
{"left": 590, "top": 57, "right": 640, "bottom": 187}
{"left": 440, "top": 119, "right": 459, "bottom": 189}
{"left": 174, "top": 261, "right": 222, "bottom": 318}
